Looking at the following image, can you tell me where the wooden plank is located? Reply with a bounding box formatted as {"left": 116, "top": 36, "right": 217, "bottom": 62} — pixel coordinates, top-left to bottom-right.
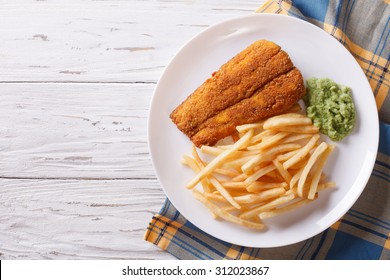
{"left": 0, "top": 0, "right": 268, "bottom": 260}
{"left": 0, "top": 83, "right": 155, "bottom": 179}
{"left": 0, "top": 178, "right": 174, "bottom": 259}
{"left": 0, "top": 0, "right": 260, "bottom": 83}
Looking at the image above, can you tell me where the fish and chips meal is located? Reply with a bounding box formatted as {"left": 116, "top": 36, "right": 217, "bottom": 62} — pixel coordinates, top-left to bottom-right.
{"left": 169, "top": 39, "right": 356, "bottom": 230}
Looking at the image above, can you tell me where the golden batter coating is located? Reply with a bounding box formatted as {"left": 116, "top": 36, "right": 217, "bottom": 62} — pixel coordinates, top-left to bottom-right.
{"left": 170, "top": 40, "right": 288, "bottom": 137}
{"left": 191, "top": 68, "right": 305, "bottom": 147}
{"left": 169, "top": 40, "right": 305, "bottom": 147}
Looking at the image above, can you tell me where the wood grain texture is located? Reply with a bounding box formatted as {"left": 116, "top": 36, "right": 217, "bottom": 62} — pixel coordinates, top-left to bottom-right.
{"left": 0, "top": 0, "right": 260, "bottom": 83}
{"left": 0, "top": 179, "right": 172, "bottom": 259}
{"left": 0, "top": 0, "right": 266, "bottom": 259}
{"left": 0, "top": 83, "right": 154, "bottom": 179}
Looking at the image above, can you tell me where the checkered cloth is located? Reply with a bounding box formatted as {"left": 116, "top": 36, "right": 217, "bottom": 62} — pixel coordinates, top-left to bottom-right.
{"left": 144, "top": 0, "right": 390, "bottom": 259}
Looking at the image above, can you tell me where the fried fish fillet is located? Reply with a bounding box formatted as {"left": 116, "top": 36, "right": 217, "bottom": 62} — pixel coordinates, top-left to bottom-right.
{"left": 192, "top": 68, "right": 304, "bottom": 146}
{"left": 170, "top": 40, "right": 287, "bottom": 137}
{"left": 170, "top": 40, "right": 305, "bottom": 147}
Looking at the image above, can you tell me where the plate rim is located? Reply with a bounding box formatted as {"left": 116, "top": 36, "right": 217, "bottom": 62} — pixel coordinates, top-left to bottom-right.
{"left": 147, "top": 13, "right": 379, "bottom": 248}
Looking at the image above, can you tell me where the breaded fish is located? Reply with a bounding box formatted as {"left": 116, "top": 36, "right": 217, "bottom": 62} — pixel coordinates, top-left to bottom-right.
{"left": 191, "top": 68, "right": 305, "bottom": 146}
{"left": 169, "top": 40, "right": 305, "bottom": 147}
{"left": 170, "top": 40, "right": 287, "bottom": 137}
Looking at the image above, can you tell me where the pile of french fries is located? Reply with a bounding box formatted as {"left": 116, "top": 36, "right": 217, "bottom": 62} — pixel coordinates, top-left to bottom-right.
{"left": 182, "top": 105, "right": 335, "bottom": 230}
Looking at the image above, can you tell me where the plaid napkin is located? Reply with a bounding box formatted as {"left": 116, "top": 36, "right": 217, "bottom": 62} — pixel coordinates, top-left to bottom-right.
{"left": 144, "top": 0, "right": 390, "bottom": 260}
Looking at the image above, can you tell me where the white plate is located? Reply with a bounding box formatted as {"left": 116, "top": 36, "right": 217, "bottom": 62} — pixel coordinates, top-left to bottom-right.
{"left": 148, "top": 14, "right": 379, "bottom": 247}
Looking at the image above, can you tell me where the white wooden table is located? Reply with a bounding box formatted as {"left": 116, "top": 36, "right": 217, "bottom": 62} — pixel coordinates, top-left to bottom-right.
{"left": 0, "top": 0, "right": 264, "bottom": 259}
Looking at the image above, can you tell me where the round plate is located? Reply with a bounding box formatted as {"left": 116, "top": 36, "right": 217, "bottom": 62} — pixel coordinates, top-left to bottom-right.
{"left": 148, "top": 14, "right": 379, "bottom": 247}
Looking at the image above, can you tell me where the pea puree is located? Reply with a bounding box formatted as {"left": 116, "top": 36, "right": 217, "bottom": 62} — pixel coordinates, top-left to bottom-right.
{"left": 304, "top": 78, "right": 356, "bottom": 141}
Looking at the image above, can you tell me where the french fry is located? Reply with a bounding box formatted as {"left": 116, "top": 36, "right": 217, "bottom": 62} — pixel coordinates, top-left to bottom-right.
{"left": 282, "top": 133, "right": 313, "bottom": 144}
{"left": 200, "top": 146, "right": 224, "bottom": 156}
{"left": 186, "top": 129, "right": 253, "bottom": 189}
{"left": 213, "top": 144, "right": 235, "bottom": 150}
{"left": 236, "top": 122, "right": 264, "bottom": 133}
{"left": 259, "top": 196, "right": 317, "bottom": 219}
{"left": 214, "top": 168, "right": 241, "bottom": 178}
{"left": 269, "top": 125, "right": 319, "bottom": 134}
{"left": 181, "top": 107, "right": 336, "bottom": 230}
{"left": 265, "top": 113, "right": 306, "bottom": 121}
{"left": 232, "top": 173, "right": 248, "bottom": 182}
{"left": 227, "top": 190, "right": 251, "bottom": 197}
{"left": 244, "top": 164, "right": 276, "bottom": 185}
{"left": 276, "top": 150, "right": 299, "bottom": 162}
{"left": 272, "top": 159, "right": 292, "bottom": 183}
{"left": 263, "top": 114, "right": 312, "bottom": 129}
{"left": 209, "top": 176, "right": 241, "bottom": 209}
{"left": 250, "top": 215, "right": 263, "bottom": 224}
{"left": 204, "top": 192, "right": 227, "bottom": 203}
{"left": 289, "top": 181, "right": 336, "bottom": 197}
{"left": 181, "top": 155, "right": 213, "bottom": 193}
{"left": 222, "top": 155, "right": 256, "bottom": 169}
{"left": 308, "top": 145, "right": 334, "bottom": 199}
{"left": 320, "top": 182, "right": 336, "bottom": 190}
{"left": 250, "top": 130, "right": 275, "bottom": 143}
{"left": 283, "top": 134, "right": 320, "bottom": 170}
{"left": 264, "top": 169, "right": 284, "bottom": 181}
{"left": 288, "top": 157, "right": 310, "bottom": 169}
{"left": 181, "top": 154, "right": 198, "bottom": 170}
{"left": 201, "top": 145, "right": 258, "bottom": 157}
{"left": 297, "top": 142, "right": 328, "bottom": 197}
{"left": 221, "top": 205, "right": 239, "bottom": 212}
{"left": 246, "top": 182, "right": 288, "bottom": 192}
{"left": 193, "top": 190, "right": 265, "bottom": 230}
{"left": 242, "top": 143, "right": 301, "bottom": 174}
{"left": 191, "top": 146, "right": 214, "bottom": 193}
{"left": 247, "top": 132, "right": 290, "bottom": 151}
{"left": 289, "top": 167, "right": 303, "bottom": 189}
{"left": 220, "top": 181, "right": 247, "bottom": 189}
{"left": 240, "top": 193, "right": 295, "bottom": 219}
{"left": 233, "top": 187, "right": 286, "bottom": 204}
{"left": 191, "top": 145, "right": 203, "bottom": 165}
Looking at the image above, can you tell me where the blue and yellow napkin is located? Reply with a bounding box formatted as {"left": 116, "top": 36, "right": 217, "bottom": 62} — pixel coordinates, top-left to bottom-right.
{"left": 144, "top": 0, "right": 390, "bottom": 259}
